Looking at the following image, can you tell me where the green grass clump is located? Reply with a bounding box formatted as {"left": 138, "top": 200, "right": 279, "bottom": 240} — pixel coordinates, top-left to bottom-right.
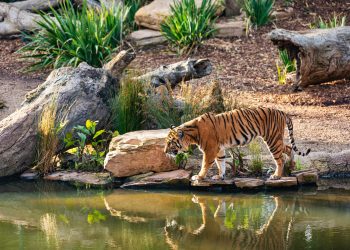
{"left": 161, "top": 0, "right": 219, "bottom": 55}
{"left": 311, "top": 13, "right": 346, "bottom": 29}
{"left": 276, "top": 49, "right": 296, "bottom": 85}
{"left": 243, "top": 0, "right": 274, "bottom": 27}
{"left": 20, "top": 0, "right": 130, "bottom": 71}
{"left": 248, "top": 139, "right": 263, "bottom": 175}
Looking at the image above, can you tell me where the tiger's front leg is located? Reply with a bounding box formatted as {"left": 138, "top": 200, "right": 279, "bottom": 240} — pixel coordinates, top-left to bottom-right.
{"left": 191, "top": 152, "right": 216, "bottom": 181}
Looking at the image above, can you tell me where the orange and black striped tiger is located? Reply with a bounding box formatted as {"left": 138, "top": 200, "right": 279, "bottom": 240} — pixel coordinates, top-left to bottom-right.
{"left": 164, "top": 107, "right": 310, "bottom": 180}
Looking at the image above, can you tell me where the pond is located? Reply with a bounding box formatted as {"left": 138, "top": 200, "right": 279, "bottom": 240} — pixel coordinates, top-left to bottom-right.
{"left": 0, "top": 179, "right": 349, "bottom": 250}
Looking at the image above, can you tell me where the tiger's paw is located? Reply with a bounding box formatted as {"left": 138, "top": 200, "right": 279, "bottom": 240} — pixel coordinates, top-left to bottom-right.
{"left": 269, "top": 174, "right": 282, "bottom": 180}
{"left": 191, "top": 175, "right": 203, "bottom": 181}
{"left": 211, "top": 175, "right": 224, "bottom": 181}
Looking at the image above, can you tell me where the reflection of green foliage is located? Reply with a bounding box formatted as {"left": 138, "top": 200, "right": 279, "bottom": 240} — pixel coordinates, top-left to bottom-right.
{"left": 58, "top": 214, "right": 70, "bottom": 224}
{"left": 87, "top": 209, "right": 106, "bottom": 224}
{"left": 224, "top": 207, "right": 237, "bottom": 229}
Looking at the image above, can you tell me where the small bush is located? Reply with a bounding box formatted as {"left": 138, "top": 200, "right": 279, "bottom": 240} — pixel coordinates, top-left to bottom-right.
{"left": 248, "top": 139, "right": 263, "bottom": 175}
{"left": 20, "top": 0, "right": 129, "bottom": 71}
{"left": 311, "top": 13, "right": 346, "bottom": 29}
{"left": 64, "top": 120, "right": 112, "bottom": 171}
{"left": 36, "top": 102, "right": 65, "bottom": 175}
{"left": 243, "top": 0, "right": 274, "bottom": 27}
{"left": 161, "top": 0, "right": 219, "bottom": 55}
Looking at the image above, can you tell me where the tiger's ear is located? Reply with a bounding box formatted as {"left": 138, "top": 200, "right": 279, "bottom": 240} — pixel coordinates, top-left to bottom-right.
{"left": 170, "top": 125, "right": 176, "bottom": 130}
{"left": 178, "top": 130, "right": 184, "bottom": 139}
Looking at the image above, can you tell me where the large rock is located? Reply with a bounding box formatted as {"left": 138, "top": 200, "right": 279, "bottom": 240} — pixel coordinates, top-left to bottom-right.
{"left": 104, "top": 129, "right": 177, "bottom": 177}
{"left": 121, "top": 169, "right": 191, "bottom": 188}
{"left": 224, "top": 0, "right": 241, "bottom": 17}
{"left": 293, "top": 169, "right": 318, "bottom": 185}
{"left": 135, "top": 0, "right": 224, "bottom": 31}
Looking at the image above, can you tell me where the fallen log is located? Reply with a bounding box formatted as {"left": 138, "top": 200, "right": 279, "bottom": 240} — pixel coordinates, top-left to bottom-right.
{"left": 135, "top": 58, "right": 213, "bottom": 87}
{"left": 9, "top": 0, "right": 61, "bottom": 11}
{"left": 0, "top": 2, "right": 41, "bottom": 37}
{"left": 0, "top": 50, "right": 134, "bottom": 177}
{"left": 269, "top": 27, "right": 350, "bottom": 90}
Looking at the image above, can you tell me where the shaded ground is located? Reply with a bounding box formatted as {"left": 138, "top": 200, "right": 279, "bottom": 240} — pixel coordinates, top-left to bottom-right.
{"left": 0, "top": 0, "right": 349, "bottom": 152}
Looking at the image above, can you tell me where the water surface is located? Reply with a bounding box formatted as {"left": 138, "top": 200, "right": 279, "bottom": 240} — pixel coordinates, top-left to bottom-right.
{"left": 0, "top": 180, "right": 349, "bottom": 249}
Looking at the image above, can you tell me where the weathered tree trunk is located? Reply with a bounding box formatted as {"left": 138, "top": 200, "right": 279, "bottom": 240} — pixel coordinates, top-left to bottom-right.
{"left": 9, "top": 0, "right": 62, "bottom": 11}
{"left": 0, "top": 2, "right": 41, "bottom": 37}
{"left": 269, "top": 27, "right": 350, "bottom": 90}
{"left": 0, "top": 50, "right": 134, "bottom": 177}
{"left": 135, "top": 58, "right": 213, "bottom": 87}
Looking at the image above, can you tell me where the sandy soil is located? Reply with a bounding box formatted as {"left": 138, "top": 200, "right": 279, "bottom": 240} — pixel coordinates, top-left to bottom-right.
{"left": 0, "top": 0, "right": 349, "bottom": 153}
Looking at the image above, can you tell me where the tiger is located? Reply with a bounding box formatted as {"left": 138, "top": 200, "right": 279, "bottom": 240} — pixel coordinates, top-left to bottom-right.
{"left": 164, "top": 107, "right": 310, "bottom": 181}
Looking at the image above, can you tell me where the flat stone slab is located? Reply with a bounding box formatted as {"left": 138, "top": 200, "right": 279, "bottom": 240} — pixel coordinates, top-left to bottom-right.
{"left": 129, "top": 29, "right": 166, "bottom": 46}
{"left": 214, "top": 20, "right": 245, "bottom": 38}
{"left": 293, "top": 170, "right": 318, "bottom": 185}
{"left": 121, "top": 169, "right": 191, "bottom": 188}
{"left": 265, "top": 177, "right": 298, "bottom": 187}
{"left": 191, "top": 179, "right": 234, "bottom": 187}
{"left": 44, "top": 171, "right": 112, "bottom": 188}
{"left": 234, "top": 178, "right": 264, "bottom": 189}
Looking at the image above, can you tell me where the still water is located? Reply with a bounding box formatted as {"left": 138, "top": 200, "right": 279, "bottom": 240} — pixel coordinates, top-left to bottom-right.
{"left": 0, "top": 180, "right": 349, "bottom": 250}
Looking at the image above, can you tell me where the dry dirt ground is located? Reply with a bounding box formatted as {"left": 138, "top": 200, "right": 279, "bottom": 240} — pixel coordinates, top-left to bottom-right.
{"left": 0, "top": 0, "right": 349, "bottom": 153}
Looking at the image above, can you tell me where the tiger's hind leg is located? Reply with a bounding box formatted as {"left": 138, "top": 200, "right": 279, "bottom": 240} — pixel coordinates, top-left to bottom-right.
{"left": 191, "top": 151, "right": 217, "bottom": 181}
{"left": 267, "top": 138, "right": 285, "bottom": 180}
{"left": 212, "top": 149, "right": 226, "bottom": 180}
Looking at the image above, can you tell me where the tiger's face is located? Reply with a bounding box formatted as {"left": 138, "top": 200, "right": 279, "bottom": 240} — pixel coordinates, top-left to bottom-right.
{"left": 164, "top": 125, "right": 189, "bottom": 157}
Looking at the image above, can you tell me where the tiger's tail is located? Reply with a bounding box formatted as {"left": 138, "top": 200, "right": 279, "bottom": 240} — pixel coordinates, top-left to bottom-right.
{"left": 285, "top": 115, "right": 311, "bottom": 156}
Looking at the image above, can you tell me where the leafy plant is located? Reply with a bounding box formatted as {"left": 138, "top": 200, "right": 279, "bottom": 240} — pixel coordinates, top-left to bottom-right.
{"left": 276, "top": 62, "right": 288, "bottom": 85}
{"left": 175, "top": 147, "right": 193, "bottom": 168}
{"left": 311, "top": 13, "right": 346, "bottom": 29}
{"left": 36, "top": 101, "right": 66, "bottom": 175}
{"left": 228, "top": 147, "right": 245, "bottom": 175}
{"left": 248, "top": 139, "right": 263, "bottom": 175}
{"left": 125, "top": 0, "right": 147, "bottom": 30}
{"left": 243, "top": 0, "right": 274, "bottom": 27}
{"left": 64, "top": 120, "right": 113, "bottom": 171}
{"left": 295, "top": 158, "right": 305, "bottom": 171}
{"left": 161, "top": 0, "right": 219, "bottom": 55}
{"left": 278, "top": 49, "right": 296, "bottom": 73}
{"left": 19, "top": 0, "right": 130, "bottom": 71}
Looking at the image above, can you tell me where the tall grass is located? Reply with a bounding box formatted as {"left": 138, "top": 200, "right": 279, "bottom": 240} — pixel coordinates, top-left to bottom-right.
{"left": 161, "top": 0, "right": 219, "bottom": 55}
{"left": 276, "top": 49, "right": 296, "bottom": 85}
{"left": 20, "top": 0, "right": 130, "bottom": 71}
{"left": 248, "top": 139, "right": 263, "bottom": 175}
{"left": 243, "top": 0, "right": 274, "bottom": 27}
{"left": 311, "top": 13, "right": 346, "bottom": 29}
{"left": 36, "top": 101, "right": 65, "bottom": 175}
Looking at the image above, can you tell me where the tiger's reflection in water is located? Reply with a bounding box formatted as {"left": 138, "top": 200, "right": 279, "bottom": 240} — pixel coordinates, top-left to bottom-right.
{"left": 164, "top": 195, "right": 305, "bottom": 250}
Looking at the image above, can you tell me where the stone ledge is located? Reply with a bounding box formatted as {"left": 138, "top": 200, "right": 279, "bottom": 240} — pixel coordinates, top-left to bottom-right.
{"left": 191, "top": 179, "right": 235, "bottom": 187}
{"left": 234, "top": 178, "right": 265, "bottom": 189}
{"left": 265, "top": 177, "right": 298, "bottom": 187}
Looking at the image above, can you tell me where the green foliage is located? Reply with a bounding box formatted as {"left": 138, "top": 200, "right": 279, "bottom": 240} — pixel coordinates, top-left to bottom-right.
{"left": 295, "top": 158, "right": 305, "bottom": 171}
{"left": 276, "top": 62, "right": 288, "bottom": 85}
{"left": 64, "top": 120, "right": 112, "bottom": 171}
{"left": 175, "top": 147, "right": 193, "bottom": 168}
{"left": 87, "top": 209, "right": 106, "bottom": 224}
{"left": 311, "top": 14, "right": 346, "bottom": 29}
{"left": 248, "top": 139, "right": 263, "bottom": 175}
{"left": 19, "top": 0, "right": 130, "bottom": 71}
{"left": 228, "top": 147, "right": 245, "bottom": 175}
{"left": 125, "top": 0, "right": 147, "bottom": 30}
{"left": 160, "top": 0, "right": 219, "bottom": 55}
{"left": 278, "top": 49, "right": 296, "bottom": 73}
{"left": 243, "top": 0, "right": 274, "bottom": 27}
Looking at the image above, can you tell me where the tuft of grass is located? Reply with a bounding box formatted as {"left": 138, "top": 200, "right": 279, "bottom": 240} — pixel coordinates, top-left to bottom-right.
{"left": 36, "top": 101, "right": 65, "bottom": 175}
{"left": 276, "top": 49, "right": 296, "bottom": 85}
{"left": 160, "top": 0, "right": 219, "bottom": 55}
{"left": 243, "top": 0, "right": 274, "bottom": 27}
{"left": 295, "top": 158, "right": 305, "bottom": 171}
{"left": 276, "top": 62, "right": 288, "bottom": 85}
{"left": 125, "top": 0, "right": 147, "bottom": 30}
{"left": 311, "top": 13, "right": 346, "bottom": 29}
{"left": 248, "top": 139, "right": 263, "bottom": 175}
{"left": 19, "top": 0, "right": 130, "bottom": 71}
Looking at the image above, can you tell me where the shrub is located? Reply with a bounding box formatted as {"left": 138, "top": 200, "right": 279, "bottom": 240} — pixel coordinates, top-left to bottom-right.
{"left": 243, "top": 0, "right": 274, "bottom": 27}
{"left": 20, "top": 0, "right": 129, "bottom": 71}
{"left": 36, "top": 101, "right": 65, "bottom": 175}
{"left": 64, "top": 120, "right": 112, "bottom": 171}
{"left": 276, "top": 49, "right": 296, "bottom": 85}
{"left": 311, "top": 13, "right": 346, "bottom": 29}
{"left": 161, "top": 0, "right": 219, "bottom": 55}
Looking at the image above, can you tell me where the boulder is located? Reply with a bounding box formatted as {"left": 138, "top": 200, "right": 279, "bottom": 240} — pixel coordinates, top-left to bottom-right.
{"left": 234, "top": 178, "right": 264, "bottom": 189}
{"left": 135, "top": 0, "right": 224, "bottom": 31}
{"left": 224, "top": 0, "right": 241, "bottom": 17}
{"left": 128, "top": 29, "right": 166, "bottom": 46}
{"left": 44, "top": 171, "right": 113, "bottom": 188}
{"left": 265, "top": 177, "right": 297, "bottom": 187}
{"left": 104, "top": 129, "right": 177, "bottom": 177}
{"left": 121, "top": 169, "right": 191, "bottom": 188}
{"left": 214, "top": 20, "right": 245, "bottom": 38}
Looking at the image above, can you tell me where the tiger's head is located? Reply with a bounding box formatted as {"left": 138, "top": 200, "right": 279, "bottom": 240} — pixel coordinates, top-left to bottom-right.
{"left": 164, "top": 125, "right": 196, "bottom": 157}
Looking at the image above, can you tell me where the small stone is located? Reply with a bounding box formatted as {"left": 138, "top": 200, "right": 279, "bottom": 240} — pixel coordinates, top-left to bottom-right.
{"left": 128, "top": 29, "right": 166, "bottom": 46}
{"left": 20, "top": 169, "right": 39, "bottom": 180}
{"left": 265, "top": 177, "right": 297, "bottom": 187}
{"left": 214, "top": 20, "right": 245, "bottom": 38}
{"left": 121, "top": 169, "right": 191, "bottom": 188}
{"left": 191, "top": 178, "right": 234, "bottom": 187}
{"left": 234, "top": 178, "right": 264, "bottom": 189}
